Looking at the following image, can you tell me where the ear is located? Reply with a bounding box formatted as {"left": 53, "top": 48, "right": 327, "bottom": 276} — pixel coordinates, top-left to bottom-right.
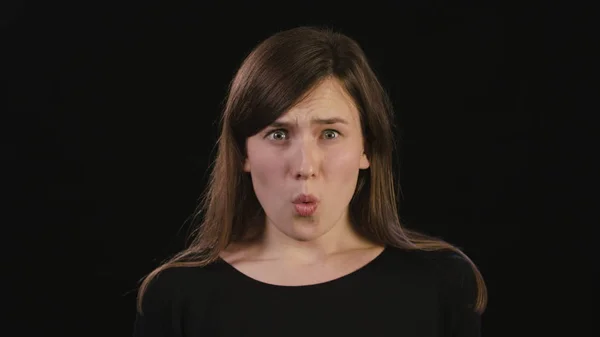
{"left": 359, "top": 152, "right": 370, "bottom": 169}
{"left": 243, "top": 157, "right": 251, "bottom": 172}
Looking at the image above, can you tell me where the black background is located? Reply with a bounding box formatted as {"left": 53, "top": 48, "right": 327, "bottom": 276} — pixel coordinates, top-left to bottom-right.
{"left": 4, "top": 1, "right": 593, "bottom": 336}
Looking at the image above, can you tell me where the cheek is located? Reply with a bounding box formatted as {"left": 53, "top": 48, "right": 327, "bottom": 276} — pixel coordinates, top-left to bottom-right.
{"left": 324, "top": 150, "right": 363, "bottom": 178}
{"left": 249, "top": 152, "right": 283, "bottom": 188}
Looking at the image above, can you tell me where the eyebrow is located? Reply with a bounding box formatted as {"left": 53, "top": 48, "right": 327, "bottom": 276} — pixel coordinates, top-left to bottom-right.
{"left": 269, "top": 117, "right": 349, "bottom": 128}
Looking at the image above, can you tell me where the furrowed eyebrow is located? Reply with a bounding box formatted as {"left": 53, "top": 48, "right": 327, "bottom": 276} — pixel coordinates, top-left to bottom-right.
{"left": 269, "top": 117, "right": 349, "bottom": 128}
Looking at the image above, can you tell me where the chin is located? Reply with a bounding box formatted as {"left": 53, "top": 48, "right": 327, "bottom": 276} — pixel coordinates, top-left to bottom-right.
{"left": 288, "top": 221, "right": 330, "bottom": 242}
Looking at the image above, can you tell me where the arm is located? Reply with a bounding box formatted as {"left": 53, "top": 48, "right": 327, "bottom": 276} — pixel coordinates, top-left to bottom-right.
{"left": 133, "top": 270, "right": 183, "bottom": 337}
{"left": 438, "top": 253, "right": 483, "bottom": 337}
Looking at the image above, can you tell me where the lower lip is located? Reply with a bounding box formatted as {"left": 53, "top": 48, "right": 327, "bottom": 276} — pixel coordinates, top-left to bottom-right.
{"left": 294, "top": 202, "right": 318, "bottom": 216}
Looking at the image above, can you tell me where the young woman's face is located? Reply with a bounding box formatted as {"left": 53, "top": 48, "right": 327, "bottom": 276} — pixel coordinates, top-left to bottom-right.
{"left": 244, "top": 78, "right": 370, "bottom": 242}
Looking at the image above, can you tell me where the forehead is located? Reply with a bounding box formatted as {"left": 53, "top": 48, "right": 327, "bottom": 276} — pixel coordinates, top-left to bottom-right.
{"left": 281, "top": 78, "right": 360, "bottom": 123}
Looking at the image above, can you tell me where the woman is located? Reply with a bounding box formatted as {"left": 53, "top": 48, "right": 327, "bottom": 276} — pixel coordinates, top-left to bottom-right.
{"left": 134, "top": 26, "right": 487, "bottom": 337}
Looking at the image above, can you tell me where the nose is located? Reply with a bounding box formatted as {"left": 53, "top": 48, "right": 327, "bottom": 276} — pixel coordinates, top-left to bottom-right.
{"left": 291, "top": 138, "right": 318, "bottom": 180}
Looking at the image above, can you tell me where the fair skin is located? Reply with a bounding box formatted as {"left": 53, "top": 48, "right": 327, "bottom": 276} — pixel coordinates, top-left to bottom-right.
{"left": 221, "top": 78, "right": 385, "bottom": 286}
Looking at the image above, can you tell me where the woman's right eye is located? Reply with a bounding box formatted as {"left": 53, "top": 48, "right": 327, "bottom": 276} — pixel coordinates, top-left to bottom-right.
{"left": 266, "top": 130, "right": 287, "bottom": 141}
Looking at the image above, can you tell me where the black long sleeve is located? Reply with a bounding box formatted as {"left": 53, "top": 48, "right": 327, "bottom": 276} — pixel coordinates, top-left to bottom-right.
{"left": 133, "top": 246, "right": 483, "bottom": 337}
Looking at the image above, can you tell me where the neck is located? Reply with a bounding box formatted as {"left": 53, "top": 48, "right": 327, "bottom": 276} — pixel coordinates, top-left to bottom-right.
{"left": 256, "top": 212, "right": 375, "bottom": 265}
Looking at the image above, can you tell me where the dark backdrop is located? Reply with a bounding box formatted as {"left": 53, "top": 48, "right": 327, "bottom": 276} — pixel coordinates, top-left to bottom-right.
{"left": 4, "top": 1, "right": 593, "bottom": 336}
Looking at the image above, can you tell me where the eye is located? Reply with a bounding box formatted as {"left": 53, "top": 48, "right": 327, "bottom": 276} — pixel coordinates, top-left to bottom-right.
{"left": 323, "top": 129, "right": 340, "bottom": 139}
{"left": 266, "top": 129, "right": 288, "bottom": 141}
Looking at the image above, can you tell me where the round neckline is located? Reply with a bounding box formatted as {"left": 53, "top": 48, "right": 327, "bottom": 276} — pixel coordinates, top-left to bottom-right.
{"left": 217, "top": 245, "right": 389, "bottom": 289}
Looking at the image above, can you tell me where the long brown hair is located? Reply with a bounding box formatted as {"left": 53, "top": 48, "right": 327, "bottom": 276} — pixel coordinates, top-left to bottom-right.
{"left": 137, "top": 26, "right": 487, "bottom": 314}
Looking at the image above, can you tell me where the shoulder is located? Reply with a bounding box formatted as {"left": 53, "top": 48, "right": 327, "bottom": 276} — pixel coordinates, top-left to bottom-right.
{"left": 144, "top": 264, "right": 216, "bottom": 288}
{"left": 422, "top": 250, "right": 479, "bottom": 305}
{"left": 389, "top": 248, "right": 483, "bottom": 335}
{"left": 385, "top": 247, "right": 480, "bottom": 309}
{"left": 418, "top": 249, "right": 484, "bottom": 336}
{"left": 134, "top": 263, "right": 223, "bottom": 336}
{"left": 139, "top": 263, "right": 222, "bottom": 311}
{"left": 385, "top": 246, "right": 473, "bottom": 274}
{"left": 421, "top": 250, "right": 478, "bottom": 286}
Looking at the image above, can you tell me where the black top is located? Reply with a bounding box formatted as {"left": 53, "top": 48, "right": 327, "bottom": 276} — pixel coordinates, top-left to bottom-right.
{"left": 133, "top": 246, "right": 481, "bottom": 337}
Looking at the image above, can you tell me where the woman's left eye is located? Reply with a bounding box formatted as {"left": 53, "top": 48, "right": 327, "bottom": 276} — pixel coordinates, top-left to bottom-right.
{"left": 323, "top": 130, "right": 340, "bottom": 139}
